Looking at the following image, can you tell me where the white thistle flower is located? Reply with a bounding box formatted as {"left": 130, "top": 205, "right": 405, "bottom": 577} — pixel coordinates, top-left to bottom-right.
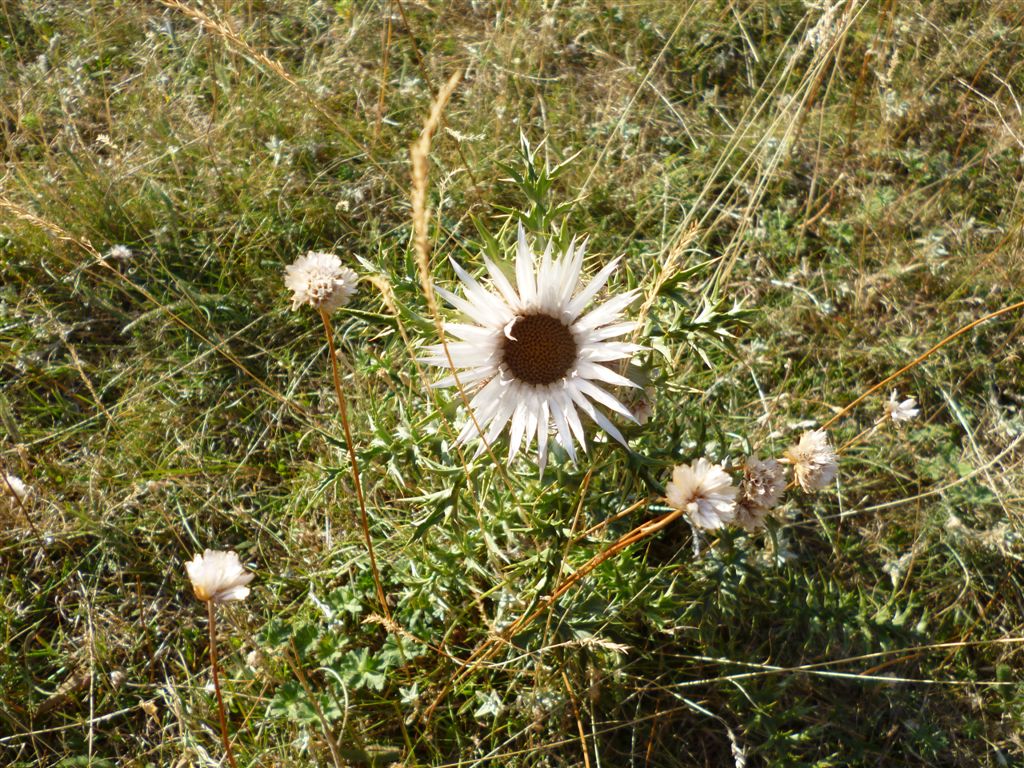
{"left": 782, "top": 429, "right": 838, "bottom": 492}
{"left": 666, "top": 458, "right": 738, "bottom": 530}
{"left": 423, "top": 224, "right": 642, "bottom": 472}
{"left": 185, "top": 549, "right": 254, "bottom": 603}
{"left": 734, "top": 456, "right": 786, "bottom": 532}
{"left": 884, "top": 390, "right": 919, "bottom": 423}
{"left": 106, "top": 244, "right": 132, "bottom": 261}
{"left": 284, "top": 251, "right": 359, "bottom": 313}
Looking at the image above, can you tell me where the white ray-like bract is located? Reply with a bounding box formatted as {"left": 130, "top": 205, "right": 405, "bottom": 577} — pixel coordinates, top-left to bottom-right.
{"left": 424, "top": 225, "right": 642, "bottom": 472}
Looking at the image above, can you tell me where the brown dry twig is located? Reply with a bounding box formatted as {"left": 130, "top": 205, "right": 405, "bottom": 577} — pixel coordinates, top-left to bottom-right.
{"left": 821, "top": 299, "right": 1024, "bottom": 430}
{"left": 424, "top": 496, "right": 664, "bottom": 720}
{"left": 319, "top": 309, "right": 391, "bottom": 621}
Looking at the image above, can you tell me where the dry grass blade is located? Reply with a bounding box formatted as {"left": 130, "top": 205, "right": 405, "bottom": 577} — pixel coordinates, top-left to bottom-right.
{"left": 409, "top": 71, "right": 510, "bottom": 479}
{"left": 821, "top": 299, "right": 1024, "bottom": 430}
{"left": 425, "top": 497, "right": 664, "bottom": 720}
{"left": 0, "top": 197, "right": 305, "bottom": 415}
{"left": 157, "top": 0, "right": 396, "bottom": 185}
{"left": 410, "top": 69, "right": 463, "bottom": 324}
{"left": 561, "top": 669, "right": 593, "bottom": 768}
{"left": 374, "top": 2, "right": 394, "bottom": 142}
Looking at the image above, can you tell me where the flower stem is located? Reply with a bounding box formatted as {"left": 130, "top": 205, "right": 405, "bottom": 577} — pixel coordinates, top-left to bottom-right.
{"left": 837, "top": 416, "right": 886, "bottom": 455}
{"left": 207, "top": 601, "right": 238, "bottom": 768}
{"left": 319, "top": 309, "right": 390, "bottom": 620}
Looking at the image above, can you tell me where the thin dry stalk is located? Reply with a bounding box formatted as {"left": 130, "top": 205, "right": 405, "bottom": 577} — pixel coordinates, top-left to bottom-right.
{"left": 158, "top": 0, "right": 395, "bottom": 185}
{"left": 538, "top": 469, "right": 595, "bottom": 665}
{"left": 363, "top": 613, "right": 461, "bottom": 665}
{"left": 374, "top": 1, "right": 394, "bottom": 142}
{"left": 631, "top": 223, "right": 701, "bottom": 346}
{"left": 508, "top": 504, "right": 676, "bottom": 638}
{"left": 393, "top": 0, "right": 484, "bottom": 201}
{"left": 206, "top": 601, "right": 238, "bottom": 768}
{"left": 0, "top": 197, "right": 104, "bottom": 259}
{"left": 30, "top": 288, "right": 112, "bottom": 423}
{"left": 286, "top": 639, "right": 344, "bottom": 768}
{"left": 821, "top": 299, "right": 1024, "bottom": 430}
{"left": 561, "top": 670, "right": 593, "bottom": 768}
{"left": 575, "top": 497, "right": 651, "bottom": 541}
{"left": 0, "top": 196, "right": 304, "bottom": 414}
{"left": 837, "top": 415, "right": 886, "bottom": 454}
{"left": 319, "top": 309, "right": 391, "bottom": 621}
{"left": 579, "top": 8, "right": 692, "bottom": 195}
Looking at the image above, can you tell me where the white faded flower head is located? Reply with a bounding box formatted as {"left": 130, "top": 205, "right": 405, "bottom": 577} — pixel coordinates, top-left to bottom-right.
{"left": 284, "top": 251, "right": 358, "bottom": 313}
{"left": 740, "top": 456, "right": 786, "bottom": 510}
{"left": 734, "top": 456, "right": 786, "bottom": 531}
{"left": 884, "top": 390, "right": 919, "bottom": 423}
{"left": 245, "top": 649, "right": 265, "bottom": 670}
{"left": 734, "top": 499, "right": 769, "bottom": 533}
{"left": 185, "top": 549, "right": 254, "bottom": 603}
{"left": 666, "top": 458, "right": 738, "bottom": 530}
{"left": 881, "top": 551, "right": 913, "bottom": 588}
{"left": 782, "top": 429, "right": 838, "bottom": 492}
{"left": 2, "top": 473, "right": 30, "bottom": 502}
{"left": 944, "top": 513, "right": 966, "bottom": 535}
{"left": 106, "top": 244, "right": 132, "bottom": 261}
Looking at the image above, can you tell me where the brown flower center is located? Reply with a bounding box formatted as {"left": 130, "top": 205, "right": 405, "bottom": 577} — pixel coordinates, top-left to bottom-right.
{"left": 502, "top": 313, "right": 577, "bottom": 385}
